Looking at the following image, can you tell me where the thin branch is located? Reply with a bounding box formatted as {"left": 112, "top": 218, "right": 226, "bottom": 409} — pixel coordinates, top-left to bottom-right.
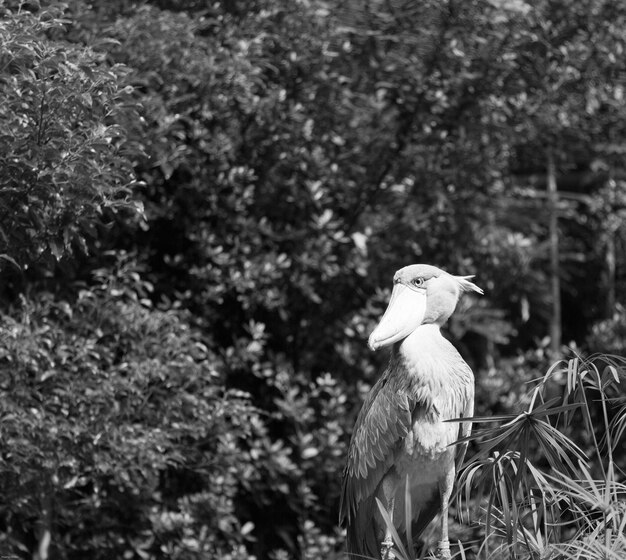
{"left": 37, "top": 80, "right": 47, "bottom": 147}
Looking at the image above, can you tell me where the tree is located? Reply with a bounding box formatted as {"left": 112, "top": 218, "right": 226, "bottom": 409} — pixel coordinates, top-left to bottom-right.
{"left": 0, "top": 2, "right": 142, "bottom": 279}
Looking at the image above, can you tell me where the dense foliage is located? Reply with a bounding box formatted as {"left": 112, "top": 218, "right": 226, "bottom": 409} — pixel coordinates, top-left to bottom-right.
{"left": 0, "top": 0, "right": 625, "bottom": 559}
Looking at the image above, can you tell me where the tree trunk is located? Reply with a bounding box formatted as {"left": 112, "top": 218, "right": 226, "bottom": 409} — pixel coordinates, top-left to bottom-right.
{"left": 547, "top": 149, "right": 561, "bottom": 357}
{"left": 33, "top": 492, "right": 52, "bottom": 560}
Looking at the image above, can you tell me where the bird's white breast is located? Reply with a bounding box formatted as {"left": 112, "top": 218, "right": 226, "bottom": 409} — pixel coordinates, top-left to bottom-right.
{"left": 395, "top": 323, "right": 471, "bottom": 460}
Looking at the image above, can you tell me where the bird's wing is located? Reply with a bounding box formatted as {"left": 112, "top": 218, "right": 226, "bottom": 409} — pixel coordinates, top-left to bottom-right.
{"left": 339, "top": 371, "right": 416, "bottom": 526}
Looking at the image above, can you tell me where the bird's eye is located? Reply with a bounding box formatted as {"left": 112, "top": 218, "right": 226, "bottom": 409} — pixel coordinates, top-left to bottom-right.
{"left": 412, "top": 277, "right": 425, "bottom": 288}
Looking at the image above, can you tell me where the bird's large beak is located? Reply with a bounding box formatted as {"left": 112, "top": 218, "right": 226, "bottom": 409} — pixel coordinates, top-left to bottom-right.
{"left": 368, "top": 283, "right": 427, "bottom": 351}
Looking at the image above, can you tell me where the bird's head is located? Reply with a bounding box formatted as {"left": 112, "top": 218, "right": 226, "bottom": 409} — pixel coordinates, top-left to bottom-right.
{"left": 368, "top": 264, "right": 483, "bottom": 351}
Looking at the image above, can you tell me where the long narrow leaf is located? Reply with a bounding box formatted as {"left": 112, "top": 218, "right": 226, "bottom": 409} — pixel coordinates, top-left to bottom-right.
{"left": 404, "top": 476, "right": 413, "bottom": 559}
{"left": 375, "top": 497, "right": 410, "bottom": 560}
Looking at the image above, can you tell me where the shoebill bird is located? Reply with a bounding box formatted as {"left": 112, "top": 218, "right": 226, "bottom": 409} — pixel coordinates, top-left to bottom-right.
{"left": 340, "top": 264, "right": 482, "bottom": 560}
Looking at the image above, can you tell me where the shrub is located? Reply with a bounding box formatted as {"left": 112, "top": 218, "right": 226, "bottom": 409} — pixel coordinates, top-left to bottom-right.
{"left": 0, "top": 255, "right": 262, "bottom": 559}
{"left": 0, "top": 2, "right": 141, "bottom": 271}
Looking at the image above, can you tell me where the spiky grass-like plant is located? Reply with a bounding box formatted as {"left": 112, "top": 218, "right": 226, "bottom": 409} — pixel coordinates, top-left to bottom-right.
{"left": 375, "top": 354, "right": 626, "bottom": 560}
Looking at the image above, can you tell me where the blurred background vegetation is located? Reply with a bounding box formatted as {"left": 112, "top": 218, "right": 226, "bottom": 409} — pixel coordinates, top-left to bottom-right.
{"left": 0, "top": 0, "right": 625, "bottom": 559}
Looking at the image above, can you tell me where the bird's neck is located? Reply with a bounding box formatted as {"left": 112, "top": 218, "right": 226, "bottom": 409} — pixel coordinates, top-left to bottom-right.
{"left": 391, "top": 323, "right": 458, "bottom": 379}
{"left": 388, "top": 324, "right": 469, "bottom": 418}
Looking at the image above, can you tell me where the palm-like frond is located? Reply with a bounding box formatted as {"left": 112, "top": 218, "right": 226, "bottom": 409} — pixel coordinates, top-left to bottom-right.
{"left": 553, "top": 535, "right": 626, "bottom": 560}
{"left": 454, "top": 353, "right": 626, "bottom": 560}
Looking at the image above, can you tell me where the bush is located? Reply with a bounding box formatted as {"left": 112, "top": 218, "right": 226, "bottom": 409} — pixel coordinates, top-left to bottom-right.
{"left": 0, "top": 2, "right": 141, "bottom": 271}
{"left": 0, "top": 255, "right": 262, "bottom": 559}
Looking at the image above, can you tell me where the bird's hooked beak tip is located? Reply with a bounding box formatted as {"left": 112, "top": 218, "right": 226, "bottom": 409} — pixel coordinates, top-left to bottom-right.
{"left": 368, "top": 336, "right": 379, "bottom": 352}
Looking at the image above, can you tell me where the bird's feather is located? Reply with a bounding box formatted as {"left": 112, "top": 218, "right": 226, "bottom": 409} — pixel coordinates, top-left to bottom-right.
{"left": 340, "top": 366, "right": 424, "bottom": 559}
{"left": 339, "top": 371, "right": 415, "bottom": 526}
